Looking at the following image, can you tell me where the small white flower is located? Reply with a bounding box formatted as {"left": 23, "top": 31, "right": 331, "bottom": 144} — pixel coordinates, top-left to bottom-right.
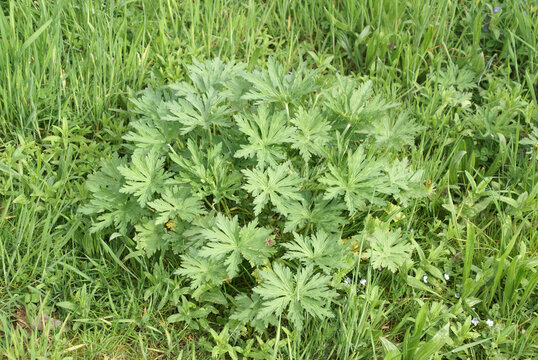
{"left": 454, "top": 293, "right": 460, "bottom": 298}
{"left": 360, "top": 279, "right": 367, "bottom": 286}
{"left": 444, "top": 273, "right": 450, "bottom": 281}
{"left": 486, "top": 319, "right": 494, "bottom": 327}
{"left": 344, "top": 277, "right": 351, "bottom": 284}
{"left": 423, "top": 275, "right": 428, "bottom": 283}
{"left": 471, "top": 318, "right": 479, "bottom": 326}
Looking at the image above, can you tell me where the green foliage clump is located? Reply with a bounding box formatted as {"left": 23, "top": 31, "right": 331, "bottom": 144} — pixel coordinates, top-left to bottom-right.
{"left": 80, "top": 58, "right": 426, "bottom": 334}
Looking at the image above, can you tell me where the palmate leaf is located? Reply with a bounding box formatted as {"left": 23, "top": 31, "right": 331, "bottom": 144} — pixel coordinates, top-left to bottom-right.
{"left": 282, "top": 230, "right": 351, "bottom": 274}
{"left": 242, "top": 162, "right": 304, "bottom": 216}
{"left": 166, "top": 88, "right": 232, "bottom": 134}
{"left": 365, "top": 227, "right": 413, "bottom": 273}
{"left": 176, "top": 253, "right": 228, "bottom": 290}
{"left": 134, "top": 218, "right": 167, "bottom": 257}
{"left": 122, "top": 119, "right": 168, "bottom": 153}
{"left": 323, "top": 76, "right": 398, "bottom": 126}
{"left": 234, "top": 105, "right": 296, "bottom": 168}
{"left": 123, "top": 119, "right": 181, "bottom": 154}
{"left": 230, "top": 293, "right": 278, "bottom": 332}
{"left": 126, "top": 86, "right": 179, "bottom": 154}
{"left": 181, "top": 214, "right": 218, "bottom": 250}
{"left": 384, "top": 158, "right": 426, "bottom": 206}
{"left": 242, "top": 57, "right": 317, "bottom": 107}
{"left": 147, "top": 186, "right": 206, "bottom": 225}
{"left": 290, "top": 107, "right": 332, "bottom": 163}
{"left": 198, "top": 214, "right": 275, "bottom": 278}
{"left": 320, "top": 146, "right": 386, "bottom": 214}
{"left": 118, "top": 150, "right": 173, "bottom": 207}
{"left": 283, "top": 194, "right": 346, "bottom": 234}
{"left": 221, "top": 75, "right": 252, "bottom": 107}
{"left": 170, "top": 140, "right": 242, "bottom": 203}
{"left": 79, "top": 154, "right": 147, "bottom": 234}
{"left": 254, "top": 263, "right": 337, "bottom": 330}
{"left": 361, "top": 112, "right": 425, "bottom": 152}
{"left": 129, "top": 86, "right": 171, "bottom": 122}
{"left": 88, "top": 200, "right": 146, "bottom": 235}
{"left": 429, "top": 63, "right": 477, "bottom": 91}
{"left": 184, "top": 57, "right": 246, "bottom": 93}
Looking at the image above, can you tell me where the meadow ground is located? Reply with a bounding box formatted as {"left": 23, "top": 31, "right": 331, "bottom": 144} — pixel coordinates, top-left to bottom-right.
{"left": 0, "top": 0, "right": 537, "bottom": 359}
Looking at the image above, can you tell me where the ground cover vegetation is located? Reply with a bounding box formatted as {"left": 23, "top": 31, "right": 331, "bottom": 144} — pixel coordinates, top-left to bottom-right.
{"left": 0, "top": 0, "right": 536, "bottom": 359}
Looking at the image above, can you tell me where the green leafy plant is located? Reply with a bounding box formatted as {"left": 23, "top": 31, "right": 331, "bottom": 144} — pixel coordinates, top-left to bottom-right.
{"left": 80, "top": 58, "right": 426, "bottom": 339}
{"left": 364, "top": 227, "right": 413, "bottom": 273}
{"left": 254, "top": 263, "right": 337, "bottom": 331}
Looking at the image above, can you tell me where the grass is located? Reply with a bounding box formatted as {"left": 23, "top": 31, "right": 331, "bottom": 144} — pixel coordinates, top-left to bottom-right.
{"left": 0, "top": 0, "right": 537, "bottom": 358}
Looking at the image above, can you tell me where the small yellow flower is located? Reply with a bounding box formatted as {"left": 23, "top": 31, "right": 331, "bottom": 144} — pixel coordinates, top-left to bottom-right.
{"left": 165, "top": 219, "right": 176, "bottom": 231}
